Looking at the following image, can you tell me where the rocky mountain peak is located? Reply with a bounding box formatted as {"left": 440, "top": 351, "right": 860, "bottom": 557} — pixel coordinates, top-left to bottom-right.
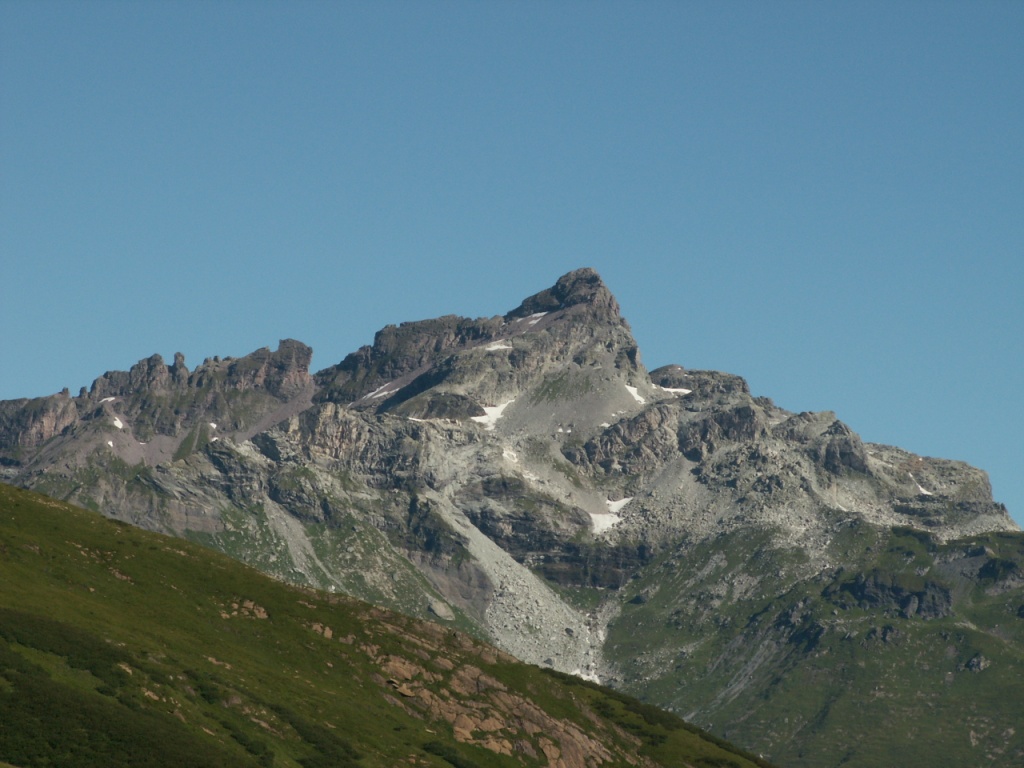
{"left": 506, "top": 267, "right": 622, "bottom": 324}
{"left": 88, "top": 353, "right": 176, "bottom": 398}
{"left": 221, "top": 338, "right": 313, "bottom": 398}
{"left": 314, "top": 268, "right": 636, "bottom": 409}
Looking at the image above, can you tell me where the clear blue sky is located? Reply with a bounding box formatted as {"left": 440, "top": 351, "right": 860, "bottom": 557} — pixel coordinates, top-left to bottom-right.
{"left": 2, "top": 1, "right": 1021, "bottom": 525}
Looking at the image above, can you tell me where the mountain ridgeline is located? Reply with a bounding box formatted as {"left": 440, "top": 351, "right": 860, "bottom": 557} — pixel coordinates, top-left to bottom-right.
{"left": 2, "top": 268, "right": 1022, "bottom": 767}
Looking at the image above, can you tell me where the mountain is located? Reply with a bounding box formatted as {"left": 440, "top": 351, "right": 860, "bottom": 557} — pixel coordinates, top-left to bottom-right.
{"left": 2, "top": 267, "right": 1022, "bottom": 766}
{"left": 0, "top": 482, "right": 775, "bottom": 768}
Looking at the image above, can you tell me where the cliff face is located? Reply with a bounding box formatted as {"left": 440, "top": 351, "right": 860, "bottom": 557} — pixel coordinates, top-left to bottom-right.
{"left": 1, "top": 268, "right": 1021, "bottom": 768}
{"left": 0, "top": 391, "right": 80, "bottom": 452}
{"left": 0, "top": 340, "right": 314, "bottom": 472}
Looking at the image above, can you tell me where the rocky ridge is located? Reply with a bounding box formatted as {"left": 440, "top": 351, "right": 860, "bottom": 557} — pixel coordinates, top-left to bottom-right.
{"left": 2, "top": 267, "right": 1021, "bottom": 768}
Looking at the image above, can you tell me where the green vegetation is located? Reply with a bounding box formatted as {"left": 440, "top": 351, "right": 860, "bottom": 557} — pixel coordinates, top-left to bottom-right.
{"left": 540, "top": 669, "right": 777, "bottom": 768}
{"left": 0, "top": 482, "right": 775, "bottom": 768}
{"left": 189, "top": 504, "right": 302, "bottom": 581}
{"left": 603, "top": 523, "right": 1024, "bottom": 767}
{"left": 173, "top": 424, "right": 211, "bottom": 461}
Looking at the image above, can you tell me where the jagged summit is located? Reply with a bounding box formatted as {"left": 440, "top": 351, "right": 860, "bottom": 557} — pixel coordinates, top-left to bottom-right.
{"left": 313, "top": 267, "right": 638, "bottom": 411}
{"left": 0, "top": 339, "right": 315, "bottom": 469}
{"left": 87, "top": 339, "right": 313, "bottom": 401}
{"left": 505, "top": 267, "right": 623, "bottom": 322}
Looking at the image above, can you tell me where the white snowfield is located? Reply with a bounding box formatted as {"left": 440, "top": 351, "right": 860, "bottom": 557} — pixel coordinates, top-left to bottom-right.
{"left": 471, "top": 399, "right": 515, "bottom": 431}
{"left": 485, "top": 342, "right": 513, "bottom": 351}
{"left": 606, "top": 497, "right": 633, "bottom": 514}
{"left": 908, "top": 472, "right": 934, "bottom": 496}
{"left": 589, "top": 512, "right": 620, "bottom": 534}
{"left": 526, "top": 312, "right": 548, "bottom": 326}
{"left": 209, "top": 422, "right": 217, "bottom": 430}
{"left": 625, "top": 385, "right": 645, "bottom": 404}
{"left": 589, "top": 497, "right": 632, "bottom": 534}
{"left": 112, "top": 418, "right": 123, "bottom": 429}
{"left": 106, "top": 440, "right": 114, "bottom": 448}
{"left": 658, "top": 385, "right": 692, "bottom": 395}
{"left": 100, "top": 396, "right": 116, "bottom": 403}
{"left": 364, "top": 382, "right": 399, "bottom": 400}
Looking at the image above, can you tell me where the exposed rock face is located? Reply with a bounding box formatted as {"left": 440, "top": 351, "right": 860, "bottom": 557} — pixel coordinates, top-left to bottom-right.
{"left": 0, "top": 391, "right": 80, "bottom": 453}
{"left": 1, "top": 267, "right": 1021, "bottom": 768}
{"left": 826, "top": 570, "right": 953, "bottom": 619}
{"left": 89, "top": 353, "right": 178, "bottom": 398}
{"left": 507, "top": 266, "right": 620, "bottom": 319}
{"left": 651, "top": 365, "right": 750, "bottom": 397}
{"left": 314, "top": 315, "right": 506, "bottom": 405}
{"left": 84, "top": 338, "right": 312, "bottom": 403}
{"left": 0, "top": 340, "right": 315, "bottom": 471}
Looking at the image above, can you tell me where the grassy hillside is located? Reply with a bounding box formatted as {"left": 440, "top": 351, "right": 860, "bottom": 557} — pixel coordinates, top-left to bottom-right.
{"left": 0, "top": 482, "right": 775, "bottom": 768}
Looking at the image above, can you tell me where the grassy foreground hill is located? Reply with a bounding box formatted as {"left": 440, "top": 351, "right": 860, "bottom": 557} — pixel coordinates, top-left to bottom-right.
{"left": 0, "top": 482, "right": 774, "bottom": 768}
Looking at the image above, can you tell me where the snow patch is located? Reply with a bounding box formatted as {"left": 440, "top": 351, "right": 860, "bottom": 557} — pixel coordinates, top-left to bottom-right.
{"left": 625, "top": 385, "right": 645, "bottom": 404}
{"left": 908, "top": 473, "right": 933, "bottom": 496}
{"left": 471, "top": 399, "right": 515, "bottom": 431}
{"left": 486, "top": 342, "right": 512, "bottom": 351}
{"left": 503, "top": 449, "right": 518, "bottom": 463}
{"left": 599, "top": 422, "right": 611, "bottom": 428}
{"left": 112, "top": 418, "right": 123, "bottom": 429}
{"left": 526, "top": 312, "right": 547, "bottom": 326}
{"left": 588, "top": 513, "right": 620, "bottom": 534}
{"left": 571, "top": 669, "right": 602, "bottom": 683}
{"left": 589, "top": 497, "right": 632, "bottom": 534}
{"left": 99, "top": 396, "right": 116, "bottom": 403}
{"left": 106, "top": 440, "right": 114, "bottom": 448}
{"left": 363, "top": 382, "right": 399, "bottom": 400}
{"left": 606, "top": 497, "right": 633, "bottom": 514}
{"left": 658, "top": 386, "right": 692, "bottom": 395}
{"left": 209, "top": 422, "right": 217, "bottom": 430}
